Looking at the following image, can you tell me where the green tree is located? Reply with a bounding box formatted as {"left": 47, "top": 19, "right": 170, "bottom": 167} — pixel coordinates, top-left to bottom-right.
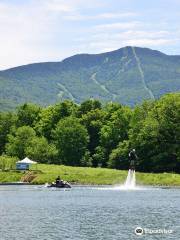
{"left": 1, "top": 93, "right": 179, "bottom": 172}
{"left": 99, "top": 106, "right": 132, "bottom": 166}
{"left": 6, "top": 126, "right": 36, "bottom": 159}
{"left": 92, "top": 146, "right": 106, "bottom": 167}
{"left": 80, "top": 109, "right": 104, "bottom": 160}
{"left": 25, "top": 137, "right": 58, "bottom": 163}
{"left": 35, "top": 105, "right": 55, "bottom": 139}
{"left": 77, "top": 99, "right": 101, "bottom": 117}
{"left": 0, "top": 112, "right": 17, "bottom": 154}
{"left": 35, "top": 100, "right": 77, "bottom": 140}
{"left": 17, "top": 103, "right": 41, "bottom": 127}
{"left": 80, "top": 151, "right": 92, "bottom": 167}
{"left": 53, "top": 117, "right": 89, "bottom": 166}
{"left": 100, "top": 106, "right": 132, "bottom": 149}
{"left": 129, "top": 93, "right": 180, "bottom": 172}
{"left": 129, "top": 100, "right": 155, "bottom": 145}
{"left": 103, "top": 102, "right": 122, "bottom": 120}
{"left": 108, "top": 140, "right": 130, "bottom": 169}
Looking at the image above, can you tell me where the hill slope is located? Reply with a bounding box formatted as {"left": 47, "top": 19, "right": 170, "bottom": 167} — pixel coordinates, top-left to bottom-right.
{"left": 0, "top": 46, "right": 180, "bottom": 111}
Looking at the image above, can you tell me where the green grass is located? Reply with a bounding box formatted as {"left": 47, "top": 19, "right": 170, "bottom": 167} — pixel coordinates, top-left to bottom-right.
{"left": 31, "top": 164, "right": 128, "bottom": 185}
{"left": 0, "top": 170, "right": 23, "bottom": 183}
{"left": 0, "top": 164, "right": 180, "bottom": 186}
{"left": 136, "top": 172, "right": 180, "bottom": 186}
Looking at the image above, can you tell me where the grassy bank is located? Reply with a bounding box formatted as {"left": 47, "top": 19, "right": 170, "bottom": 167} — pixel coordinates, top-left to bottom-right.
{"left": 0, "top": 164, "right": 180, "bottom": 186}
{"left": 0, "top": 171, "right": 23, "bottom": 183}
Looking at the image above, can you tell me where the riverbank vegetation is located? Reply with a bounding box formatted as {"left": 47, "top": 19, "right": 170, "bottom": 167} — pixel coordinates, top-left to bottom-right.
{"left": 0, "top": 164, "right": 180, "bottom": 186}
{"left": 0, "top": 93, "right": 179, "bottom": 173}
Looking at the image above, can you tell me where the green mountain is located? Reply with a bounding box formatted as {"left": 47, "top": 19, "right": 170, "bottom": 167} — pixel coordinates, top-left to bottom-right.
{"left": 0, "top": 46, "right": 180, "bottom": 111}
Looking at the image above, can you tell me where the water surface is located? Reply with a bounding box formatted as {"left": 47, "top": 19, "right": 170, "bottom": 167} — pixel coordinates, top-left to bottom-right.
{"left": 0, "top": 185, "right": 179, "bottom": 240}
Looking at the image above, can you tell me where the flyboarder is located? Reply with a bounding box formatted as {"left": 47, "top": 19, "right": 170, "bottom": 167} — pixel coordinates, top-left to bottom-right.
{"left": 128, "top": 149, "right": 138, "bottom": 170}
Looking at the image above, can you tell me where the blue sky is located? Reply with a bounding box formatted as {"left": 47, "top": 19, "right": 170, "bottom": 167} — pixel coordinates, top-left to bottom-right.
{"left": 0, "top": 0, "right": 180, "bottom": 69}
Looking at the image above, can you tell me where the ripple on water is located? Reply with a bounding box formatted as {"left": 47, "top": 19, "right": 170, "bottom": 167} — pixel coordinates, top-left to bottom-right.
{"left": 0, "top": 185, "right": 179, "bottom": 240}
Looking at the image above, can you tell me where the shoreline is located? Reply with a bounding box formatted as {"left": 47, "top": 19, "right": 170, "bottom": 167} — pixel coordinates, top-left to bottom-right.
{"left": 1, "top": 164, "right": 180, "bottom": 186}
{"left": 1, "top": 182, "right": 180, "bottom": 188}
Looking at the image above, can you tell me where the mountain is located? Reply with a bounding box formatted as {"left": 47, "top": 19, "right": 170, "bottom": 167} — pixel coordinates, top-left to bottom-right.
{"left": 0, "top": 46, "right": 180, "bottom": 111}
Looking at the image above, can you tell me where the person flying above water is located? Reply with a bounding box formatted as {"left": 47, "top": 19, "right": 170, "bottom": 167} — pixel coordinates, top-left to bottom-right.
{"left": 128, "top": 149, "right": 138, "bottom": 170}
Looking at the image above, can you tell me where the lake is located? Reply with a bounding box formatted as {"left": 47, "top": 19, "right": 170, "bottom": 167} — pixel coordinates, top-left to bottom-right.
{"left": 0, "top": 185, "right": 180, "bottom": 240}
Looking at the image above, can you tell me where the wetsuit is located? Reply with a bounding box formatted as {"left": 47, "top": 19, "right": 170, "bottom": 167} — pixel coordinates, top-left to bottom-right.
{"left": 128, "top": 150, "right": 137, "bottom": 170}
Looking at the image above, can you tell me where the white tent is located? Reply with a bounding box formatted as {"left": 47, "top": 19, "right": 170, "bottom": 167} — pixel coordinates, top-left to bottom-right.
{"left": 17, "top": 157, "right": 37, "bottom": 164}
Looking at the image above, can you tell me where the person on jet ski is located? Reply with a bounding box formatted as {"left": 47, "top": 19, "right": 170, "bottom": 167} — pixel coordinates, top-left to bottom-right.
{"left": 128, "top": 149, "right": 138, "bottom": 170}
{"left": 55, "top": 176, "right": 61, "bottom": 185}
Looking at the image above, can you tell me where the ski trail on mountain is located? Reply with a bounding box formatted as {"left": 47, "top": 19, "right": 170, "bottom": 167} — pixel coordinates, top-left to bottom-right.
{"left": 57, "top": 83, "right": 75, "bottom": 101}
{"left": 131, "top": 47, "right": 155, "bottom": 100}
{"left": 91, "top": 72, "right": 109, "bottom": 94}
{"left": 118, "top": 59, "right": 132, "bottom": 74}
{"left": 91, "top": 72, "right": 117, "bottom": 100}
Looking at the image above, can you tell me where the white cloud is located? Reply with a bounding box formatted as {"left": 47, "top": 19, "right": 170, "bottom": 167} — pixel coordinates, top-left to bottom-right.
{"left": 0, "top": 0, "right": 106, "bottom": 69}
{"left": 43, "top": 0, "right": 104, "bottom": 13}
{"left": 64, "top": 12, "right": 137, "bottom": 21}
{"left": 44, "top": 0, "right": 75, "bottom": 13}
{"left": 119, "top": 30, "right": 171, "bottom": 39}
{"left": 123, "top": 38, "right": 177, "bottom": 47}
{"left": 75, "top": 28, "right": 179, "bottom": 54}
{"left": 0, "top": 1, "right": 68, "bottom": 69}
{"left": 98, "top": 12, "right": 137, "bottom": 19}
{"left": 94, "top": 21, "right": 141, "bottom": 31}
{"left": 0, "top": 0, "right": 180, "bottom": 69}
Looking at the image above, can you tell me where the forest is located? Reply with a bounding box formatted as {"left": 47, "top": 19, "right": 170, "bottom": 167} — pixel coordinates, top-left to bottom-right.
{"left": 0, "top": 92, "right": 179, "bottom": 173}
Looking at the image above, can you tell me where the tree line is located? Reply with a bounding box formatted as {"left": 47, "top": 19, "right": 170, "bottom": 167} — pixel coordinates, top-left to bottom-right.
{"left": 0, "top": 93, "right": 179, "bottom": 173}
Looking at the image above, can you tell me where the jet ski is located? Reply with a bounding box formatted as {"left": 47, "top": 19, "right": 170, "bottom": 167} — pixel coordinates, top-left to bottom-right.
{"left": 47, "top": 180, "right": 71, "bottom": 188}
